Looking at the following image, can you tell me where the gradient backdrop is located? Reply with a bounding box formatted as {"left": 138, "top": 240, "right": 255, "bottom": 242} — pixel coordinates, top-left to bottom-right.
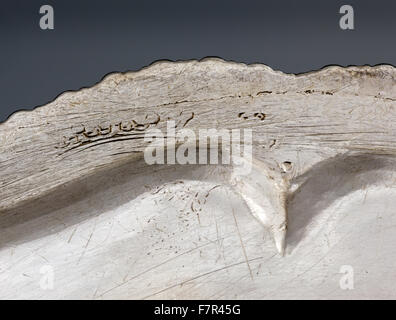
{"left": 0, "top": 0, "right": 395, "bottom": 121}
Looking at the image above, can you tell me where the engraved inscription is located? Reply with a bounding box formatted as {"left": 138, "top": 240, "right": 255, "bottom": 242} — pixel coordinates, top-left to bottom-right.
{"left": 238, "top": 112, "right": 266, "bottom": 121}
{"left": 57, "top": 114, "right": 160, "bottom": 153}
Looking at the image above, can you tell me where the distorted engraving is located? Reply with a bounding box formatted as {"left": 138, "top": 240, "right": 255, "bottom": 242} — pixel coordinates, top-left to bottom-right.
{"left": 57, "top": 114, "right": 160, "bottom": 154}
{"left": 56, "top": 112, "right": 196, "bottom": 155}
{"left": 238, "top": 112, "right": 266, "bottom": 121}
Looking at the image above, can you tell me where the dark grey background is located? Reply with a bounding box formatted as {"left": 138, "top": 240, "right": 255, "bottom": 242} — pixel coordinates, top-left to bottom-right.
{"left": 1, "top": 0, "right": 395, "bottom": 122}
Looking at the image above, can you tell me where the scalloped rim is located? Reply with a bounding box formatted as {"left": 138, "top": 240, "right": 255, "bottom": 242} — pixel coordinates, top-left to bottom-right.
{"left": 1, "top": 57, "right": 395, "bottom": 126}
